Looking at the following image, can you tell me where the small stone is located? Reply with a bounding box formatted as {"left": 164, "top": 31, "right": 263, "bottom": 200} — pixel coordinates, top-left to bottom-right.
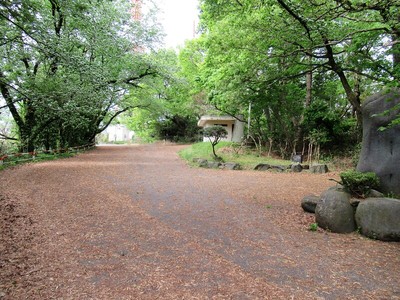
{"left": 349, "top": 197, "right": 361, "bottom": 207}
{"left": 291, "top": 163, "right": 303, "bottom": 173}
{"left": 301, "top": 195, "right": 320, "bottom": 213}
{"left": 269, "top": 165, "right": 286, "bottom": 172}
{"left": 254, "top": 163, "right": 270, "bottom": 171}
{"left": 223, "top": 162, "right": 241, "bottom": 170}
{"left": 198, "top": 159, "right": 208, "bottom": 168}
{"left": 310, "top": 164, "right": 329, "bottom": 174}
{"left": 368, "top": 189, "right": 384, "bottom": 198}
{"left": 207, "top": 161, "right": 221, "bottom": 169}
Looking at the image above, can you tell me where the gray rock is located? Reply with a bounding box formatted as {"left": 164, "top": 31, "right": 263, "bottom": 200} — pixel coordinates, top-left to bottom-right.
{"left": 291, "top": 163, "right": 303, "bottom": 173}
{"left": 369, "top": 189, "right": 384, "bottom": 198}
{"left": 355, "top": 197, "right": 400, "bottom": 241}
{"left": 357, "top": 89, "right": 400, "bottom": 196}
{"left": 292, "top": 154, "right": 303, "bottom": 163}
{"left": 269, "top": 165, "right": 286, "bottom": 172}
{"left": 315, "top": 188, "right": 356, "bottom": 233}
{"left": 223, "top": 162, "right": 241, "bottom": 170}
{"left": 198, "top": 159, "right": 208, "bottom": 168}
{"left": 301, "top": 195, "right": 320, "bottom": 213}
{"left": 207, "top": 161, "right": 221, "bottom": 169}
{"left": 254, "top": 163, "right": 270, "bottom": 171}
{"left": 349, "top": 197, "right": 361, "bottom": 207}
{"left": 310, "top": 164, "right": 329, "bottom": 174}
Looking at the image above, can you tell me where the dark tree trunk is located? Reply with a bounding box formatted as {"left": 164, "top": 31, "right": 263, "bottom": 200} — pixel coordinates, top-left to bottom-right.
{"left": 324, "top": 40, "right": 362, "bottom": 125}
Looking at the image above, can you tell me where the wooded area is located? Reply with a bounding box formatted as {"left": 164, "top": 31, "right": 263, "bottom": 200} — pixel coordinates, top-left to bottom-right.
{"left": 1, "top": 0, "right": 399, "bottom": 159}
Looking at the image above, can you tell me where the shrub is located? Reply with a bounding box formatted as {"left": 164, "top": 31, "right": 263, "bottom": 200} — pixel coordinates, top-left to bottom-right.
{"left": 309, "top": 223, "right": 318, "bottom": 232}
{"left": 339, "top": 170, "right": 380, "bottom": 198}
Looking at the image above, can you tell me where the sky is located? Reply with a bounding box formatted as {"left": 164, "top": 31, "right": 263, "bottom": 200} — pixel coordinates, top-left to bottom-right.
{"left": 158, "top": 0, "right": 200, "bottom": 48}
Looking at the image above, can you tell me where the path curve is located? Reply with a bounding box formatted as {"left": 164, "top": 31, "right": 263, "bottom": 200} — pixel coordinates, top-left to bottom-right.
{"left": 0, "top": 144, "right": 399, "bottom": 299}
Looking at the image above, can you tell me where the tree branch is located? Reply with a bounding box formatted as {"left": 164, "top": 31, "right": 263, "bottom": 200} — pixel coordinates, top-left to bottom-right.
{"left": 95, "top": 104, "right": 150, "bottom": 135}
{"left": 276, "top": 0, "right": 313, "bottom": 41}
{"left": 0, "top": 133, "right": 18, "bottom": 141}
{"left": 108, "top": 66, "right": 157, "bottom": 86}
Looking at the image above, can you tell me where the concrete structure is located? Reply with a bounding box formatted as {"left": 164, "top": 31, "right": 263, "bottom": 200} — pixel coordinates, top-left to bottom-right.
{"left": 198, "top": 116, "right": 244, "bottom": 143}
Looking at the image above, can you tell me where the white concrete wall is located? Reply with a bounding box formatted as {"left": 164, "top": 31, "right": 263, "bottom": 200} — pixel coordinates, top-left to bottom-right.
{"left": 202, "top": 122, "right": 234, "bottom": 142}
{"left": 199, "top": 116, "right": 244, "bottom": 143}
{"left": 232, "top": 119, "right": 245, "bottom": 142}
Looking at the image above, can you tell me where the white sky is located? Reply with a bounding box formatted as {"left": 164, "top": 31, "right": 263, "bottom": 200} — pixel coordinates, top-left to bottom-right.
{"left": 158, "top": 0, "right": 200, "bottom": 48}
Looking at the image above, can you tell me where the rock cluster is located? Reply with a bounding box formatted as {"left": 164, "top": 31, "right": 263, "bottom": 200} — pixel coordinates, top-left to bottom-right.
{"left": 302, "top": 186, "right": 400, "bottom": 241}
{"left": 193, "top": 159, "right": 330, "bottom": 173}
{"left": 254, "top": 163, "right": 328, "bottom": 173}
{"left": 192, "top": 158, "right": 241, "bottom": 170}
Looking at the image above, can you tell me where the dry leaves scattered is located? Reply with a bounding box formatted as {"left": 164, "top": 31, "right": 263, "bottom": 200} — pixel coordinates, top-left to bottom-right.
{"left": 0, "top": 144, "right": 399, "bottom": 299}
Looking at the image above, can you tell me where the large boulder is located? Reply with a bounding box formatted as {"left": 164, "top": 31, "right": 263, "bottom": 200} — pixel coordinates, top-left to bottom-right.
{"left": 315, "top": 188, "right": 356, "bottom": 233}
{"left": 357, "top": 89, "right": 400, "bottom": 196}
{"left": 355, "top": 198, "right": 400, "bottom": 241}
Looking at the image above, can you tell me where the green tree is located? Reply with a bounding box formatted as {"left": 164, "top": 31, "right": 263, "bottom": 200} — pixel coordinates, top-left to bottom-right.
{"left": 202, "top": 125, "right": 228, "bottom": 160}
{"left": 0, "top": 0, "right": 160, "bottom": 151}
{"left": 124, "top": 48, "right": 203, "bottom": 142}
{"left": 196, "top": 0, "right": 399, "bottom": 156}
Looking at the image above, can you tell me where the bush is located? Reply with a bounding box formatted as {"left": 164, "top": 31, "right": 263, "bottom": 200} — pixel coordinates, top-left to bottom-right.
{"left": 339, "top": 170, "right": 380, "bottom": 198}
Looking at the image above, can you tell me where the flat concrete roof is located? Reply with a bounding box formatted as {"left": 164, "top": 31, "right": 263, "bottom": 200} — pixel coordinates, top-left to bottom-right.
{"left": 197, "top": 115, "right": 236, "bottom": 127}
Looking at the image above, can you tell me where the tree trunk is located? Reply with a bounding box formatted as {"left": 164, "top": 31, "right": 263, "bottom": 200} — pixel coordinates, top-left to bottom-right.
{"left": 305, "top": 65, "right": 312, "bottom": 107}
{"left": 324, "top": 40, "right": 362, "bottom": 125}
{"left": 393, "top": 33, "right": 400, "bottom": 73}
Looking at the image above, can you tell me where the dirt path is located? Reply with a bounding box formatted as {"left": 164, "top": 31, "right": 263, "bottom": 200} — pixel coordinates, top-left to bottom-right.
{"left": 1, "top": 144, "right": 399, "bottom": 299}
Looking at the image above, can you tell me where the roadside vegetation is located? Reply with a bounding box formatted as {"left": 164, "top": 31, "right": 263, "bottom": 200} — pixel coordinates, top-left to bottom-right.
{"left": 179, "top": 142, "right": 293, "bottom": 170}
{"left": 0, "top": 152, "right": 75, "bottom": 171}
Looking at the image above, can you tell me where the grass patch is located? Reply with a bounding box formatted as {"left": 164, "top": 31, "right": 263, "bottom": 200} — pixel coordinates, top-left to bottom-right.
{"left": 0, "top": 152, "right": 77, "bottom": 171}
{"left": 179, "top": 142, "right": 292, "bottom": 170}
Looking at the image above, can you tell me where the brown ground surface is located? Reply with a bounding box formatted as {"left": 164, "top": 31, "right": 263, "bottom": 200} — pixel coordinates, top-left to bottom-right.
{"left": 0, "top": 144, "right": 399, "bottom": 300}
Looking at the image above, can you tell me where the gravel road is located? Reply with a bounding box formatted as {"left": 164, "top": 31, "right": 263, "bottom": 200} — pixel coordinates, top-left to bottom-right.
{"left": 0, "top": 144, "right": 399, "bottom": 299}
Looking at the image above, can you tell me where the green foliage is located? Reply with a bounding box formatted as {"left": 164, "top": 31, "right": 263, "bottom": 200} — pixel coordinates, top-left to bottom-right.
{"left": 155, "top": 115, "right": 200, "bottom": 143}
{"left": 194, "top": 0, "right": 399, "bottom": 157}
{"left": 339, "top": 170, "right": 380, "bottom": 198}
{"left": 179, "top": 141, "right": 229, "bottom": 162}
{"left": 309, "top": 223, "right": 318, "bottom": 232}
{"left": 303, "top": 100, "right": 359, "bottom": 152}
{"left": 124, "top": 48, "right": 205, "bottom": 143}
{"left": 0, "top": 0, "right": 161, "bottom": 151}
{"left": 0, "top": 151, "right": 76, "bottom": 171}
